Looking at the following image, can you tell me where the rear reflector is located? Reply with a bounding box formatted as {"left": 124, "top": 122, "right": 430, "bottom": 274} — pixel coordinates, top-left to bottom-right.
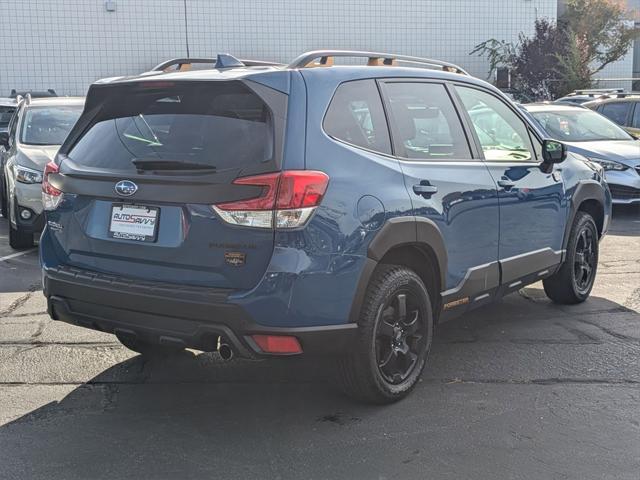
{"left": 251, "top": 335, "right": 303, "bottom": 354}
{"left": 213, "top": 170, "right": 329, "bottom": 229}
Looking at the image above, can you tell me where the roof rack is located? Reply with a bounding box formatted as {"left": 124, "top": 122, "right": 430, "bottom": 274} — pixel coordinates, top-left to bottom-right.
{"left": 151, "top": 55, "right": 284, "bottom": 72}
{"left": 571, "top": 88, "right": 624, "bottom": 96}
{"left": 287, "top": 50, "right": 469, "bottom": 75}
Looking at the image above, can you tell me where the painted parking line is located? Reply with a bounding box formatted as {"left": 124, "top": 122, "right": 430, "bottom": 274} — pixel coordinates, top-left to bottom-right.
{"left": 0, "top": 249, "right": 37, "bottom": 262}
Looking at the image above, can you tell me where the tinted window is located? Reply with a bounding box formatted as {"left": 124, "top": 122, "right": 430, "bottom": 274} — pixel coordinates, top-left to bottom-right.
{"left": 456, "top": 86, "right": 534, "bottom": 162}
{"left": 384, "top": 82, "right": 471, "bottom": 160}
{"left": 632, "top": 104, "right": 640, "bottom": 129}
{"left": 600, "top": 102, "right": 631, "bottom": 126}
{"left": 69, "top": 82, "right": 275, "bottom": 171}
{"left": 324, "top": 80, "right": 391, "bottom": 155}
{"left": 530, "top": 109, "right": 631, "bottom": 141}
{"left": 20, "top": 106, "right": 82, "bottom": 145}
{"left": 0, "top": 106, "right": 15, "bottom": 129}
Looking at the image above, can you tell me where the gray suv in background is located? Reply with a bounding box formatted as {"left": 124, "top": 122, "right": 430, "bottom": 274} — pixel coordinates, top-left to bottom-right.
{"left": 0, "top": 96, "right": 84, "bottom": 248}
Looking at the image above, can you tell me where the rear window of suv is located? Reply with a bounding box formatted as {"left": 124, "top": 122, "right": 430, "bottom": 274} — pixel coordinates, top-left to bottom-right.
{"left": 68, "top": 81, "right": 276, "bottom": 172}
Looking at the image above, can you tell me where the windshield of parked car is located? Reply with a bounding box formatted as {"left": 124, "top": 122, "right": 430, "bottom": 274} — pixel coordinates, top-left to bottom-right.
{"left": 529, "top": 108, "right": 632, "bottom": 142}
{"left": 20, "top": 106, "right": 82, "bottom": 145}
{"left": 0, "top": 105, "right": 16, "bottom": 129}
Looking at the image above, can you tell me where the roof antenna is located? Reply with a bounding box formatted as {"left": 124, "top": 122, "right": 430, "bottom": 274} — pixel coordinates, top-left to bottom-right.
{"left": 215, "top": 54, "right": 245, "bottom": 69}
{"left": 183, "top": 0, "right": 190, "bottom": 58}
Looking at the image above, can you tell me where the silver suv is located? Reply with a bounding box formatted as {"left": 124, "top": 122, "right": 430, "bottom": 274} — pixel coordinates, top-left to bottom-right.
{"left": 0, "top": 95, "right": 84, "bottom": 248}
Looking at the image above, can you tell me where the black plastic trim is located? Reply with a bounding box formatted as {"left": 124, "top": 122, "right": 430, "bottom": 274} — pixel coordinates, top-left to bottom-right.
{"left": 367, "top": 216, "right": 447, "bottom": 288}
{"left": 564, "top": 181, "right": 606, "bottom": 251}
{"left": 44, "top": 266, "right": 357, "bottom": 358}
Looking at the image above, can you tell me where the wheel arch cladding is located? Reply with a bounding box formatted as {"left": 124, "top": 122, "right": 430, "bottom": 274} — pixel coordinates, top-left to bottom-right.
{"left": 348, "top": 217, "right": 447, "bottom": 322}
{"left": 570, "top": 182, "right": 606, "bottom": 239}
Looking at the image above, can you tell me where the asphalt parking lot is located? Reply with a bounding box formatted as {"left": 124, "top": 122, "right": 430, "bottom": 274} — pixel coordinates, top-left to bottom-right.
{"left": 0, "top": 207, "right": 638, "bottom": 480}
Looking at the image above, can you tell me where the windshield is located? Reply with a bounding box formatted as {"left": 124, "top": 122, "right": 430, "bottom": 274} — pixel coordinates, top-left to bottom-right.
{"left": 530, "top": 109, "right": 632, "bottom": 142}
{"left": 68, "top": 81, "right": 274, "bottom": 172}
{"left": 20, "top": 106, "right": 82, "bottom": 145}
{"left": 0, "top": 106, "right": 16, "bottom": 129}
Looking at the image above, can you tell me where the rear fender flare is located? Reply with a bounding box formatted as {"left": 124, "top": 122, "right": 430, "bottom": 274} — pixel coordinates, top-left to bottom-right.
{"left": 348, "top": 217, "right": 448, "bottom": 323}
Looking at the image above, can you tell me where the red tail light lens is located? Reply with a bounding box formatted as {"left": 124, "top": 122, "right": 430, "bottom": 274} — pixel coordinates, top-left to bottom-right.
{"left": 275, "top": 171, "right": 330, "bottom": 209}
{"left": 213, "top": 170, "right": 329, "bottom": 229}
{"left": 42, "top": 162, "right": 64, "bottom": 211}
{"left": 251, "top": 335, "right": 303, "bottom": 354}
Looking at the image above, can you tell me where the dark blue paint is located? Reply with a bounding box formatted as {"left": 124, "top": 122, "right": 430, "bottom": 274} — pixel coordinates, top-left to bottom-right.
{"left": 41, "top": 64, "right": 611, "bottom": 331}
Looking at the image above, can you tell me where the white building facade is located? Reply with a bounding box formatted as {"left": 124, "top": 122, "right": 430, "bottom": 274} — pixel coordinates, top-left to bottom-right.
{"left": 0, "top": 0, "right": 635, "bottom": 96}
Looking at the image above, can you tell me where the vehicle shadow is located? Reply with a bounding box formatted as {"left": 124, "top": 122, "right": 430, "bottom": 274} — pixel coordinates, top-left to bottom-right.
{"left": 609, "top": 204, "right": 639, "bottom": 236}
{"left": 1, "top": 289, "right": 638, "bottom": 479}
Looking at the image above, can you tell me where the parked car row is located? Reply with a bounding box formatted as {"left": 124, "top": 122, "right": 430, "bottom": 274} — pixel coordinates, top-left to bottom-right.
{"left": 522, "top": 102, "right": 640, "bottom": 204}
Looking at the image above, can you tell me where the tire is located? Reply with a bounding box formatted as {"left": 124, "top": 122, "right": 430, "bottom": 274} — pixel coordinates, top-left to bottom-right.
{"left": 1, "top": 178, "right": 7, "bottom": 219}
{"left": 543, "top": 211, "right": 599, "bottom": 304}
{"left": 335, "top": 264, "right": 434, "bottom": 404}
{"left": 115, "top": 332, "right": 184, "bottom": 358}
{"left": 9, "top": 221, "right": 34, "bottom": 250}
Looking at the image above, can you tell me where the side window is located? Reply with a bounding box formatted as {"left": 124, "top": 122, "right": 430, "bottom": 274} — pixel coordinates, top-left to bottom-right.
{"left": 632, "top": 103, "right": 640, "bottom": 129}
{"left": 456, "top": 86, "right": 534, "bottom": 162}
{"left": 383, "top": 82, "right": 471, "bottom": 160}
{"left": 600, "top": 102, "right": 631, "bottom": 126}
{"left": 323, "top": 80, "right": 391, "bottom": 155}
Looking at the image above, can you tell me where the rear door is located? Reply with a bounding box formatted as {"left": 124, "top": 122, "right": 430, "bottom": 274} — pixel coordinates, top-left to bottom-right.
{"left": 48, "top": 79, "right": 287, "bottom": 289}
{"left": 453, "top": 85, "right": 568, "bottom": 286}
{"left": 379, "top": 80, "right": 500, "bottom": 309}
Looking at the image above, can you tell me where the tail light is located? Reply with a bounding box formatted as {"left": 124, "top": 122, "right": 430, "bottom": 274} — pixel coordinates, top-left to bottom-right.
{"left": 42, "top": 161, "right": 64, "bottom": 211}
{"left": 213, "top": 170, "right": 329, "bottom": 229}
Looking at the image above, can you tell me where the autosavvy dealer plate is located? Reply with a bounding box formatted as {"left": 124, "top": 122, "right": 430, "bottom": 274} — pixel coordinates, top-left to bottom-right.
{"left": 109, "top": 204, "right": 159, "bottom": 242}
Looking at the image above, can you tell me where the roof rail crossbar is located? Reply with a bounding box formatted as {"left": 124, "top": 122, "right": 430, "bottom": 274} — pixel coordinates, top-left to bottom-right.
{"left": 572, "top": 88, "right": 624, "bottom": 95}
{"left": 151, "top": 56, "right": 284, "bottom": 72}
{"left": 288, "top": 50, "right": 469, "bottom": 75}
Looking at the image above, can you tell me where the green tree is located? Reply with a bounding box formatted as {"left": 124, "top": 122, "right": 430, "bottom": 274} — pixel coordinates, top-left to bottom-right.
{"left": 472, "top": 0, "right": 640, "bottom": 99}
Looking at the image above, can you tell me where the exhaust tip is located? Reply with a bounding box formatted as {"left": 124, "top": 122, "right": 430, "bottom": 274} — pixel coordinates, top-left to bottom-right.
{"left": 218, "top": 343, "right": 234, "bottom": 361}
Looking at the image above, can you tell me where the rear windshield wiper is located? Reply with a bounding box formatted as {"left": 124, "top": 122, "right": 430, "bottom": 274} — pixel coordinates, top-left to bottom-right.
{"left": 132, "top": 158, "right": 217, "bottom": 171}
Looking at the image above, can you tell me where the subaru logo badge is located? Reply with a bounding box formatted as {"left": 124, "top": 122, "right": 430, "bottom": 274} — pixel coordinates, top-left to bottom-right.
{"left": 115, "top": 180, "right": 138, "bottom": 197}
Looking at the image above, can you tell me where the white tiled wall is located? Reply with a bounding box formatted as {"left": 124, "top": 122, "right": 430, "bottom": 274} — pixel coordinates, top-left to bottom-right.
{"left": 0, "top": 0, "right": 628, "bottom": 97}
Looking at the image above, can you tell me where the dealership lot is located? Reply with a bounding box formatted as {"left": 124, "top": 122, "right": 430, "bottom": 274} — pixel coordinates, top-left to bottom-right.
{"left": 0, "top": 207, "right": 639, "bottom": 479}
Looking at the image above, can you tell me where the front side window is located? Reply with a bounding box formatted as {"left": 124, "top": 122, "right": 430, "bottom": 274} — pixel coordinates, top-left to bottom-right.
{"left": 384, "top": 82, "right": 471, "bottom": 160}
{"left": 456, "top": 86, "right": 534, "bottom": 162}
{"left": 20, "top": 106, "right": 82, "bottom": 146}
{"left": 600, "top": 102, "right": 631, "bottom": 126}
{"left": 323, "top": 80, "right": 391, "bottom": 155}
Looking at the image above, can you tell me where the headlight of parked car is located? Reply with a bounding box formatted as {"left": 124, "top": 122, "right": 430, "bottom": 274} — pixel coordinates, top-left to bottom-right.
{"left": 587, "top": 157, "right": 628, "bottom": 171}
{"left": 14, "top": 165, "right": 44, "bottom": 184}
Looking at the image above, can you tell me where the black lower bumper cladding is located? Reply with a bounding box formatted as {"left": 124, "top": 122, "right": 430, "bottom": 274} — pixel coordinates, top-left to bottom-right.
{"left": 44, "top": 266, "right": 357, "bottom": 358}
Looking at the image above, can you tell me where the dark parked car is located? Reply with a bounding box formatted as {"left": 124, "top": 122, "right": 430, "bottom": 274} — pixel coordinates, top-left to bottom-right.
{"left": 523, "top": 103, "right": 640, "bottom": 204}
{"left": 584, "top": 95, "right": 640, "bottom": 137}
{"left": 40, "top": 51, "right": 611, "bottom": 403}
{"left": 9, "top": 89, "right": 57, "bottom": 99}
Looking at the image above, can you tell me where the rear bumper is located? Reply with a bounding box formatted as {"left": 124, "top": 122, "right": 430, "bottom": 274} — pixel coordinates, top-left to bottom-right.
{"left": 43, "top": 265, "right": 357, "bottom": 358}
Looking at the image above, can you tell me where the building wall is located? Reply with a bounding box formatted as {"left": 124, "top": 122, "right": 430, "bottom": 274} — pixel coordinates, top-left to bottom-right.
{"left": 0, "top": 0, "right": 558, "bottom": 96}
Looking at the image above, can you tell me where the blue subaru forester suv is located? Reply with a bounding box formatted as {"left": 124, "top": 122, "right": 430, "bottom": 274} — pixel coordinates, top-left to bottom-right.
{"left": 40, "top": 51, "right": 612, "bottom": 403}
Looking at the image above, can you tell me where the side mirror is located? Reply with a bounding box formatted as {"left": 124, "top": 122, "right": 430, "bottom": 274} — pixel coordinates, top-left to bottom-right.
{"left": 0, "top": 131, "right": 9, "bottom": 149}
{"left": 542, "top": 139, "right": 567, "bottom": 164}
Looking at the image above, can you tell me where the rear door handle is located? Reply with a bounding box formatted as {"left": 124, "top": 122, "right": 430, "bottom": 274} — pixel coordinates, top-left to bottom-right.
{"left": 497, "top": 179, "right": 515, "bottom": 190}
{"left": 413, "top": 183, "right": 438, "bottom": 197}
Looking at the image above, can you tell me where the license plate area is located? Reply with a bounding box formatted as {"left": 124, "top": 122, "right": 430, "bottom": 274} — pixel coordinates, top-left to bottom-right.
{"left": 109, "top": 204, "right": 159, "bottom": 242}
